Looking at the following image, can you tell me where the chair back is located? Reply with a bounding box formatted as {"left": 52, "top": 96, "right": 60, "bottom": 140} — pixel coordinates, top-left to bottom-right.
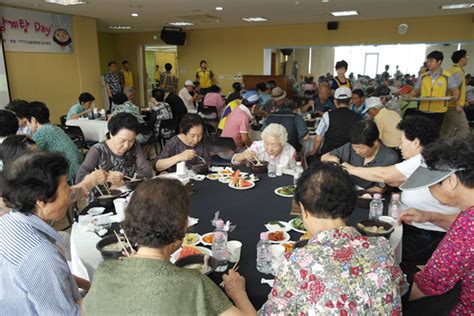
{"left": 60, "top": 115, "right": 67, "bottom": 127}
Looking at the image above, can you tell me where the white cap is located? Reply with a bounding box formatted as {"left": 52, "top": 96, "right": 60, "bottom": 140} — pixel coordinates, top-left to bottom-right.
{"left": 184, "top": 80, "right": 194, "bottom": 87}
{"left": 364, "top": 97, "right": 384, "bottom": 113}
{"left": 334, "top": 87, "right": 352, "bottom": 99}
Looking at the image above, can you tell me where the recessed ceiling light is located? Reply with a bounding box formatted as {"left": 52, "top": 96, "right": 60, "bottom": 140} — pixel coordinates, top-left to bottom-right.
{"left": 131, "top": 13, "right": 139, "bottom": 17}
{"left": 322, "top": 0, "right": 329, "bottom": 2}
{"left": 44, "top": 0, "right": 87, "bottom": 6}
{"left": 169, "top": 21, "right": 195, "bottom": 26}
{"left": 331, "top": 10, "right": 359, "bottom": 17}
{"left": 108, "top": 25, "right": 132, "bottom": 30}
{"left": 242, "top": 17, "right": 269, "bottom": 22}
{"left": 440, "top": 3, "right": 473, "bottom": 9}
{"left": 215, "top": 6, "right": 223, "bottom": 11}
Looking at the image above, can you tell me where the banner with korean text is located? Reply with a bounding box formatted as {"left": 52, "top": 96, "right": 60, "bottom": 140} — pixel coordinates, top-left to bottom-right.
{"left": 0, "top": 6, "right": 73, "bottom": 53}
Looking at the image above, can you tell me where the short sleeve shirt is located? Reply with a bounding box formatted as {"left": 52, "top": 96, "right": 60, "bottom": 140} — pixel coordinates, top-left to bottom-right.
{"left": 373, "top": 108, "right": 402, "bottom": 148}
{"left": 104, "top": 72, "right": 121, "bottom": 95}
{"left": 414, "top": 206, "right": 474, "bottom": 315}
{"left": 259, "top": 227, "right": 406, "bottom": 315}
{"left": 396, "top": 154, "right": 460, "bottom": 232}
{"left": 330, "top": 142, "right": 400, "bottom": 189}
{"left": 315, "top": 112, "right": 330, "bottom": 137}
{"left": 250, "top": 141, "right": 297, "bottom": 168}
{"left": 84, "top": 258, "right": 232, "bottom": 315}
{"left": 220, "top": 105, "right": 251, "bottom": 148}
{"left": 66, "top": 103, "right": 84, "bottom": 120}
{"left": 32, "top": 124, "right": 82, "bottom": 181}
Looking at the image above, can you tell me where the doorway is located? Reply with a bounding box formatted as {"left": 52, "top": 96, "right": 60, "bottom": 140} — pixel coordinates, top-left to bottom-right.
{"left": 364, "top": 53, "right": 379, "bottom": 78}
{"left": 143, "top": 45, "right": 178, "bottom": 104}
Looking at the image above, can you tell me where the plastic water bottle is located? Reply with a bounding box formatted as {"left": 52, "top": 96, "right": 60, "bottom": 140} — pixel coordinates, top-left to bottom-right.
{"left": 389, "top": 193, "right": 402, "bottom": 219}
{"left": 369, "top": 193, "right": 384, "bottom": 219}
{"left": 256, "top": 232, "right": 272, "bottom": 274}
{"left": 211, "top": 220, "right": 228, "bottom": 272}
{"left": 268, "top": 161, "right": 277, "bottom": 178}
{"left": 293, "top": 161, "right": 303, "bottom": 186}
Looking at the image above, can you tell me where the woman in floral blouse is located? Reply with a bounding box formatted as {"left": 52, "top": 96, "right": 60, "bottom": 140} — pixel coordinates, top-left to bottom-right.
{"left": 259, "top": 162, "right": 407, "bottom": 315}
{"left": 400, "top": 137, "right": 474, "bottom": 315}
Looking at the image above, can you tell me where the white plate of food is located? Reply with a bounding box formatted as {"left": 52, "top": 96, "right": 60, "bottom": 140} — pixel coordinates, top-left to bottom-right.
{"left": 182, "top": 233, "right": 201, "bottom": 246}
{"left": 201, "top": 232, "right": 214, "bottom": 246}
{"left": 267, "top": 231, "right": 291, "bottom": 244}
{"left": 265, "top": 221, "right": 291, "bottom": 232}
{"left": 274, "top": 185, "right": 296, "bottom": 198}
{"left": 171, "top": 246, "right": 212, "bottom": 264}
{"left": 228, "top": 179, "right": 255, "bottom": 190}
{"left": 289, "top": 217, "right": 307, "bottom": 234}
{"left": 206, "top": 173, "right": 221, "bottom": 181}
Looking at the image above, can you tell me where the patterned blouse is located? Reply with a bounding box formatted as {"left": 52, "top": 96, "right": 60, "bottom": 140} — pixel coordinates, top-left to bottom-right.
{"left": 151, "top": 102, "right": 174, "bottom": 139}
{"left": 154, "top": 135, "right": 211, "bottom": 170}
{"left": 259, "top": 227, "right": 407, "bottom": 316}
{"left": 249, "top": 141, "right": 297, "bottom": 169}
{"left": 104, "top": 72, "right": 121, "bottom": 95}
{"left": 414, "top": 206, "right": 473, "bottom": 315}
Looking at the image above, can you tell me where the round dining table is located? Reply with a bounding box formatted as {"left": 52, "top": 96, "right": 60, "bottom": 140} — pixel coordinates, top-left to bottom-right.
{"left": 70, "top": 170, "right": 402, "bottom": 310}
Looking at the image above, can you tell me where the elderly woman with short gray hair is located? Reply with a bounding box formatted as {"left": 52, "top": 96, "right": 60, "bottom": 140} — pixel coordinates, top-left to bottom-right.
{"left": 232, "top": 123, "right": 297, "bottom": 168}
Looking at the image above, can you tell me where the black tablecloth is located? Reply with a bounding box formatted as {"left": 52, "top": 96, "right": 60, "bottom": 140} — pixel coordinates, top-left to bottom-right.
{"left": 187, "top": 171, "right": 369, "bottom": 309}
{"left": 81, "top": 172, "right": 371, "bottom": 310}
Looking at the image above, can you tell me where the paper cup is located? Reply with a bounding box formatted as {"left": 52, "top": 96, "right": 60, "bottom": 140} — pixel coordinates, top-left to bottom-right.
{"left": 113, "top": 198, "right": 127, "bottom": 222}
{"left": 276, "top": 164, "right": 284, "bottom": 176}
{"left": 227, "top": 240, "right": 242, "bottom": 263}
{"left": 270, "top": 244, "right": 285, "bottom": 258}
{"left": 176, "top": 161, "right": 187, "bottom": 176}
{"left": 270, "top": 244, "right": 285, "bottom": 274}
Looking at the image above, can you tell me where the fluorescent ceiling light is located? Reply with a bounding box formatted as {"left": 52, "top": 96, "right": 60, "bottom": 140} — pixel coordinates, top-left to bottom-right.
{"left": 131, "top": 13, "right": 139, "bottom": 17}
{"left": 242, "top": 17, "right": 269, "bottom": 22}
{"left": 216, "top": 6, "right": 223, "bottom": 11}
{"left": 440, "top": 3, "right": 473, "bottom": 9}
{"left": 108, "top": 25, "right": 131, "bottom": 30}
{"left": 44, "top": 0, "right": 87, "bottom": 5}
{"left": 331, "top": 10, "right": 359, "bottom": 16}
{"left": 169, "top": 21, "right": 195, "bottom": 26}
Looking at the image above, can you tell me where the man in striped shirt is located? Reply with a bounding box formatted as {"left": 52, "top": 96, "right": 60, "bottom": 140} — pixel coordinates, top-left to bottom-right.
{"left": 0, "top": 152, "right": 82, "bottom": 315}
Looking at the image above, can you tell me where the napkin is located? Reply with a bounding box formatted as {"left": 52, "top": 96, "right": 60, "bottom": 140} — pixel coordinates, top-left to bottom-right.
{"left": 261, "top": 278, "right": 274, "bottom": 287}
{"left": 188, "top": 216, "right": 199, "bottom": 227}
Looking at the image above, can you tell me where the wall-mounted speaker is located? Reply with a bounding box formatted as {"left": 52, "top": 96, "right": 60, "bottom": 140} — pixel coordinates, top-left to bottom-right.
{"left": 327, "top": 21, "right": 338, "bottom": 30}
{"left": 160, "top": 27, "right": 186, "bottom": 45}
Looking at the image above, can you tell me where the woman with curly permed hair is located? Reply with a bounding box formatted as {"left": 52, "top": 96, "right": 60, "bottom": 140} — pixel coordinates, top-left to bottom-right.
{"left": 342, "top": 116, "right": 460, "bottom": 268}
{"left": 83, "top": 178, "right": 257, "bottom": 316}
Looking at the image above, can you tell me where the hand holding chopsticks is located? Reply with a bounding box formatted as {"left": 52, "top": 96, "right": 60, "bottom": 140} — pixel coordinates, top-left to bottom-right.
{"left": 220, "top": 261, "right": 240, "bottom": 287}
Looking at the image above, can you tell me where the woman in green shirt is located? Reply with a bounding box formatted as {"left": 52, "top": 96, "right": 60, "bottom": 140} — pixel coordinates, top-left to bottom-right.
{"left": 84, "top": 178, "right": 256, "bottom": 316}
{"left": 25, "top": 101, "right": 82, "bottom": 182}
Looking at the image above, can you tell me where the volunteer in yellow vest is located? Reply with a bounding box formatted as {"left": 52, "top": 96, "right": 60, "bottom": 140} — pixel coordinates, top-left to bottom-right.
{"left": 440, "top": 49, "right": 470, "bottom": 138}
{"left": 331, "top": 60, "right": 352, "bottom": 92}
{"left": 411, "top": 51, "right": 460, "bottom": 132}
{"left": 120, "top": 60, "right": 134, "bottom": 88}
{"left": 196, "top": 60, "right": 214, "bottom": 95}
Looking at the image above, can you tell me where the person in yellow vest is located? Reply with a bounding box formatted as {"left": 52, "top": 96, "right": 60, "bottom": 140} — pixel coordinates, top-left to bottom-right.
{"left": 195, "top": 60, "right": 214, "bottom": 95}
{"left": 440, "top": 49, "right": 470, "bottom": 138}
{"left": 411, "top": 51, "right": 460, "bottom": 132}
{"left": 120, "top": 60, "right": 134, "bottom": 88}
{"left": 330, "top": 60, "right": 352, "bottom": 92}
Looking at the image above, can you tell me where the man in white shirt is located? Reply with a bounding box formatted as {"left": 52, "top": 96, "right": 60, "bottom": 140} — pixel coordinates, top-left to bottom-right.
{"left": 178, "top": 80, "right": 201, "bottom": 113}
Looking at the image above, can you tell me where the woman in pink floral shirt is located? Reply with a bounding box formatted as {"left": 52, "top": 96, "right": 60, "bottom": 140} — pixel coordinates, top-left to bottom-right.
{"left": 400, "top": 137, "right": 474, "bottom": 314}
{"left": 259, "top": 162, "right": 407, "bottom": 315}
